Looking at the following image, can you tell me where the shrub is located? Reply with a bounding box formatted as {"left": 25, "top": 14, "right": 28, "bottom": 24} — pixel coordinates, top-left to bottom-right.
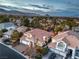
{"left": 36, "top": 46, "right": 49, "bottom": 56}
{"left": 0, "top": 30, "right": 3, "bottom": 38}
{"left": 35, "top": 55, "right": 42, "bottom": 59}
{"left": 2, "top": 29, "right": 8, "bottom": 33}
{"left": 42, "top": 47, "right": 49, "bottom": 56}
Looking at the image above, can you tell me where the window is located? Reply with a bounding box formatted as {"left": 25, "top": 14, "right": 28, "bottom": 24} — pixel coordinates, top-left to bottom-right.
{"left": 58, "top": 42, "right": 65, "bottom": 49}
{"left": 56, "top": 41, "right": 66, "bottom": 52}
{"left": 21, "top": 40, "right": 30, "bottom": 45}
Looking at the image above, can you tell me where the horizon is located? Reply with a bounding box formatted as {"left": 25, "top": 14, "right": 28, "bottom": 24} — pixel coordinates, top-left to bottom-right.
{"left": 0, "top": 0, "right": 79, "bottom": 17}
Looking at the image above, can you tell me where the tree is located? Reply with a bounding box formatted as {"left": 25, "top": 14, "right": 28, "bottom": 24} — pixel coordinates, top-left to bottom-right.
{"left": 2, "top": 29, "right": 8, "bottom": 33}
{"left": 64, "top": 20, "right": 77, "bottom": 30}
{"left": 54, "top": 26, "right": 63, "bottom": 32}
{"left": 11, "top": 30, "right": 21, "bottom": 44}
{"left": 35, "top": 55, "right": 42, "bottom": 59}
{"left": 31, "top": 19, "right": 41, "bottom": 28}
{"left": 3, "top": 17, "right": 9, "bottom": 22}
{"left": 23, "top": 40, "right": 49, "bottom": 59}
{"left": 0, "top": 30, "right": 3, "bottom": 38}
{"left": 19, "top": 32, "right": 23, "bottom": 37}
{"left": 0, "top": 16, "right": 9, "bottom": 23}
{"left": 21, "top": 18, "right": 30, "bottom": 26}
{"left": 35, "top": 45, "right": 49, "bottom": 56}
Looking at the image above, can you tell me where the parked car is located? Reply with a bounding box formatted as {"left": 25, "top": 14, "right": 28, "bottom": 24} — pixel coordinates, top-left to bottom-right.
{"left": 49, "top": 53, "right": 56, "bottom": 59}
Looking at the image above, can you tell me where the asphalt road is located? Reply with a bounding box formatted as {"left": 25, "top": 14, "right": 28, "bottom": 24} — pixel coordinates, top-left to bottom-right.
{"left": 0, "top": 43, "right": 26, "bottom": 59}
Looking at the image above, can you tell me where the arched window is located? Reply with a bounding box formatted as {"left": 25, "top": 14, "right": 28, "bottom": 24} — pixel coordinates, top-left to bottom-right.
{"left": 56, "top": 41, "right": 66, "bottom": 52}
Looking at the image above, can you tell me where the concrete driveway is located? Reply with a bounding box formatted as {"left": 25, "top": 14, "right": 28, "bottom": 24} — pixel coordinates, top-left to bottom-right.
{"left": 42, "top": 51, "right": 52, "bottom": 59}
{"left": 42, "top": 50, "right": 63, "bottom": 59}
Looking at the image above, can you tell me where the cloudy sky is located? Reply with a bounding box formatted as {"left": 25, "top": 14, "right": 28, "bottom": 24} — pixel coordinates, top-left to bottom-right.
{"left": 0, "top": 0, "right": 79, "bottom": 17}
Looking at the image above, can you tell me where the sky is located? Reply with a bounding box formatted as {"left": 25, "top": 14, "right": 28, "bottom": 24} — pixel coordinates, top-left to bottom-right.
{"left": 0, "top": 0, "right": 79, "bottom": 17}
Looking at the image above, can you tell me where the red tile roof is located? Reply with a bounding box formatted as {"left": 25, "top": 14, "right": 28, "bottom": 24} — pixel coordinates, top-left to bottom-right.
{"left": 48, "top": 31, "right": 79, "bottom": 48}
{"left": 22, "top": 28, "right": 53, "bottom": 43}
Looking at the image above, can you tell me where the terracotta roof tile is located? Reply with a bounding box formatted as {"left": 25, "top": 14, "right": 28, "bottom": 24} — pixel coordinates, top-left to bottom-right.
{"left": 24, "top": 28, "right": 53, "bottom": 42}
{"left": 48, "top": 31, "right": 79, "bottom": 48}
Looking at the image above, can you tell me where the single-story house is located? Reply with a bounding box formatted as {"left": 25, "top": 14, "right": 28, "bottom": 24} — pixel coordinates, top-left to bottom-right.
{"left": 48, "top": 31, "right": 79, "bottom": 59}
{"left": 0, "top": 22, "right": 17, "bottom": 30}
{"left": 20, "top": 29, "right": 53, "bottom": 46}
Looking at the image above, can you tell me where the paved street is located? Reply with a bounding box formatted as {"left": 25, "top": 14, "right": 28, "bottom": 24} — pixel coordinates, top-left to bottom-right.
{"left": 0, "top": 43, "right": 26, "bottom": 59}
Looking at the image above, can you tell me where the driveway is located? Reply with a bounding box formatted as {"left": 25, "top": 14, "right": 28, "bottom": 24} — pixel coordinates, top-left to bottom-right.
{"left": 55, "top": 54, "right": 63, "bottom": 59}
{"left": 42, "top": 50, "right": 63, "bottom": 59}
{"left": 42, "top": 50, "right": 52, "bottom": 59}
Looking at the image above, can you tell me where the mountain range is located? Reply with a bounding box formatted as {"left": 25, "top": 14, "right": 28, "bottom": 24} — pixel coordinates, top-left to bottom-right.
{"left": 0, "top": 5, "right": 42, "bottom": 16}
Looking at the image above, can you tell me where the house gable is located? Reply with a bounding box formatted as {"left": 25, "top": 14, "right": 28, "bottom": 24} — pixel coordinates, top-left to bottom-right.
{"left": 56, "top": 41, "right": 67, "bottom": 52}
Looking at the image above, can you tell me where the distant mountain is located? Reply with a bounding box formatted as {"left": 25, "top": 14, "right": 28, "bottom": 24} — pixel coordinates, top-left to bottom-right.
{"left": 0, "top": 8, "right": 40, "bottom": 16}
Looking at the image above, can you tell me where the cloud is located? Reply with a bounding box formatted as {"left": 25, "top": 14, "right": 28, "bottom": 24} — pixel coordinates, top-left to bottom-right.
{"left": 29, "top": 4, "right": 49, "bottom": 9}
{"left": 22, "top": 4, "right": 52, "bottom": 12}
{"left": 0, "top": 0, "right": 79, "bottom": 17}
{"left": 0, "top": 0, "right": 52, "bottom": 12}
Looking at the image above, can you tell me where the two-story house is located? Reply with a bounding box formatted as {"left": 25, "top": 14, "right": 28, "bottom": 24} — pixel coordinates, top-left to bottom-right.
{"left": 20, "top": 29, "right": 52, "bottom": 47}
{"left": 48, "top": 31, "right": 79, "bottom": 59}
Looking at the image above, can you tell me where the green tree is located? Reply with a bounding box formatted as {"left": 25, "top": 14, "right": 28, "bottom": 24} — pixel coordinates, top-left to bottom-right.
{"left": 64, "top": 20, "right": 77, "bottom": 30}
{"left": 36, "top": 46, "right": 49, "bottom": 56}
{"left": 35, "top": 55, "right": 42, "bottom": 59}
{"left": 54, "top": 25, "right": 63, "bottom": 33}
{"left": 11, "top": 30, "right": 21, "bottom": 44}
{"left": 21, "top": 18, "right": 30, "bottom": 26}
{"left": 0, "top": 30, "right": 3, "bottom": 38}
{"left": 0, "top": 16, "right": 9, "bottom": 23}
{"left": 2, "top": 29, "right": 8, "bottom": 33}
{"left": 31, "top": 19, "right": 41, "bottom": 28}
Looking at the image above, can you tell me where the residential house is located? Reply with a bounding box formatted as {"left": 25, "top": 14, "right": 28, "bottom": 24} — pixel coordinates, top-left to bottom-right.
{"left": 15, "top": 19, "right": 21, "bottom": 26}
{"left": 72, "top": 26, "right": 79, "bottom": 32}
{"left": 0, "top": 22, "right": 17, "bottom": 30}
{"left": 16, "top": 26, "right": 28, "bottom": 33}
{"left": 20, "top": 29, "right": 52, "bottom": 47}
{"left": 48, "top": 31, "right": 79, "bottom": 59}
